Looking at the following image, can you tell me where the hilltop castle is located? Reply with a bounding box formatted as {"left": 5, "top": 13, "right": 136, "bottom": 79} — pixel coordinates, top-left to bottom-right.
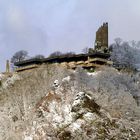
{"left": 14, "top": 23, "right": 112, "bottom": 72}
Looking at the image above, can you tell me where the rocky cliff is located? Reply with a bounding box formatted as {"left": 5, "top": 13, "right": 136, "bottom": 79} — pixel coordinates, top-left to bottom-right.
{"left": 0, "top": 64, "right": 140, "bottom": 140}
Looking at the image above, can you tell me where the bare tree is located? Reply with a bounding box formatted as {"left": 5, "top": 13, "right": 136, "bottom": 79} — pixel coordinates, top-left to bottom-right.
{"left": 114, "top": 38, "right": 122, "bottom": 45}
{"left": 11, "top": 50, "right": 29, "bottom": 63}
{"left": 82, "top": 47, "right": 89, "bottom": 54}
{"left": 88, "top": 48, "right": 95, "bottom": 54}
{"left": 110, "top": 39, "right": 140, "bottom": 70}
{"left": 49, "top": 51, "right": 62, "bottom": 57}
{"left": 33, "top": 54, "right": 45, "bottom": 59}
{"left": 62, "top": 52, "right": 75, "bottom": 57}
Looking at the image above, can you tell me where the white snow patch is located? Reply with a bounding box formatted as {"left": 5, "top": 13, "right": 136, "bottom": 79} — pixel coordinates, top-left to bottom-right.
{"left": 64, "top": 112, "right": 73, "bottom": 124}
{"left": 83, "top": 112, "right": 97, "bottom": 122}
{"left": 72, "top": 99, "right": 81, "bottom": 106}
{"left": 32, "top": 121, "right": 37, "bottom": 127}
{"left": 63, "top": 105, "right": 71, "bottom": 114}
{"left": 53, "top": 80, "right": 59, "bottom": 88}
{"left": 24, "top": 136, "right": 33, "bottom": 140}
{"left": 75, "top": 92, "right": 85, "bottom": 100}
{"left": 63, "top": 105, "right": 73, "bottom": 124}
{"left": 87, "top": 71, "right": 101, "bottom": 76}
{"left": 70, "top": 122, "right": 81, "bottom": 132}
{"left": 85, "top": 94, "right": 92, "bottom": 100}
{"left": 49, "top": 101, "right": 59, "bottom": 113}
{"left": 130, "top": 128, "right": 135, "bottom": 133}
{"left": 0, "top": 73, "right": 4, "bottom": 80}
{"left": 72, "top": 92, "right": 86, "bottom": 106}
{"left": 53, "top": 115, "right": 63, "bottom": 123}
{"left": 62, "top": 76, "right": 71, "bottom": 82}
{"left": 2, "top": 74, "right": 20, "bottom": 89}
{"left": 69, "top": 119, "right": 85, "bottom": 132}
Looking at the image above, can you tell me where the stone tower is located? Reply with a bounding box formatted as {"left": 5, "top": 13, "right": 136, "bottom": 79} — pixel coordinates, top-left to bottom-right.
{"left": 95, "top": 22, "right": 108, "bottom": 52}
{"left": 6, "top": 60, "right": 10, "bottom": 73}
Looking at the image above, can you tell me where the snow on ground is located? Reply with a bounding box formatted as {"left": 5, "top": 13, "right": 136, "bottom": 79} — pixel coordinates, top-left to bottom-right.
{"left": 69, "top": 122, "right": 81, "bottom": 132}
{"left": 62, "top": 76, "right": 71, "bottom": 82}
{"left": 53, "top": 80, "right": 60, "bottom": 88}
{"left": 87, "top": 71, "right": 101, "bottom": 76}
{"left": 83, "top": 112, "right": 97, "bottom": 122}
{"left": 2, "top": 74, "right": 20, "bottom": 89}
{"left": 0, "top": 73, "right": 4, "bottom": 80}
{"left": 24, "top": 136, "right": 33, "bottom": 140}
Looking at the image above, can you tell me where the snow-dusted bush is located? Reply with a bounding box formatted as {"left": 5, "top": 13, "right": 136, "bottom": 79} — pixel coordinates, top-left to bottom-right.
{"left": 110, "top": 39, "right": 140, "bottom": 71}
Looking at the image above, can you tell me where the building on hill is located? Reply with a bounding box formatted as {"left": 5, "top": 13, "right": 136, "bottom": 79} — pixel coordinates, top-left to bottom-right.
{"left": 95, "top": 22, "right": 108, "bottom": 53}
{"left": 14, "top": 23, "right": 112, "bottom": 72}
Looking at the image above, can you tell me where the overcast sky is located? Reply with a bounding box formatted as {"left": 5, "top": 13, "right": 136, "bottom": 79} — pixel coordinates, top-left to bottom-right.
{"left": 0, "top": 0, "right": 140, "bottom": 72}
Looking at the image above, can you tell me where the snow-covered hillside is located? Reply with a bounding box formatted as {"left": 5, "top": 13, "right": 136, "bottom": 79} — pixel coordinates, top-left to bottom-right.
{"left": 0, "top": 64, "right": 140, "bottom": 139}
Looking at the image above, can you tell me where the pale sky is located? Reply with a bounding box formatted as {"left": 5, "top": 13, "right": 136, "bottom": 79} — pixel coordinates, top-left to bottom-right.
{"left": 0, "top": 0, "right": 140, "bottom": 71}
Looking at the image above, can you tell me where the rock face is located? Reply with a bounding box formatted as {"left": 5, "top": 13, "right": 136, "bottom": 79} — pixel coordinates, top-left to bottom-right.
{"left": 0, "top": 64, "right": 140, "bottom": 139}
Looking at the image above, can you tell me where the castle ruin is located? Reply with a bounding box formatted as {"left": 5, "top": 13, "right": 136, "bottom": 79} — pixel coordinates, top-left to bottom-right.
{"left": 95, "top": 22, "right": 108, "bottom": 52}
{"left": 13, "top": 23, "right": 112, "bottom": 72}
